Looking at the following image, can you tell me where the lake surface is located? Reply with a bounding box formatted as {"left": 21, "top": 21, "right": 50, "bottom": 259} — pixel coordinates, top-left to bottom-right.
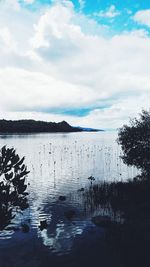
{"left": 0, "top": 132, "right": 138, "bottom": 267}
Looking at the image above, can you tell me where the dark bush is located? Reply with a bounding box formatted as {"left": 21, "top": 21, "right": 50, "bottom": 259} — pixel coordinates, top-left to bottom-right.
{"left": 118, "top": 109, "right": 150, "bottom": 179}
{"left": 0, "top": 146, "right": 29, "bottom": 230}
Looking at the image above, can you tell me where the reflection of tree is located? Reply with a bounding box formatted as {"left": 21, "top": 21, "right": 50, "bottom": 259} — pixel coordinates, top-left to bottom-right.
{"left": 0, "top": 146, "right": 29, "bottom": 230}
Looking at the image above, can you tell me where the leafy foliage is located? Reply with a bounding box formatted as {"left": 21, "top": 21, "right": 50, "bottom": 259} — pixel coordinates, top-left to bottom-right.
{"left": 0, "top": 146, "right": 29, "bottom": 230}
{"left": 118, "top": 109, "right": 150, "bottom": 178}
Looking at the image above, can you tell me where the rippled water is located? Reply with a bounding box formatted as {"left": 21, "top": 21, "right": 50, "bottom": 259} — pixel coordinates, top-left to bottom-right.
{"left": 0, "top": 132, "right": 138, "bottom": 267}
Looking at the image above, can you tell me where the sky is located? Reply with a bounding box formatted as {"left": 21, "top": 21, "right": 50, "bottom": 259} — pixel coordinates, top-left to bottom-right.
{"left": 1, "top": 0, "right": 150, "bottom": 129}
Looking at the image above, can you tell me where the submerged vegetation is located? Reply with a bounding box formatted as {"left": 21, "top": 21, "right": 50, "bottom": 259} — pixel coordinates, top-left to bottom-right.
{"left": 0, "top": 146, "right": 29, "bottom": 230}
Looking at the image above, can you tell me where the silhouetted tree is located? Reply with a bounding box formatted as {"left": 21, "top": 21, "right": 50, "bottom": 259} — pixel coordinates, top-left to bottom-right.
{"left": 0, "top": 146, "right": 29, "bottom": 230}
{"left": 118, "top": 109, "right": 150, "bottom": 179}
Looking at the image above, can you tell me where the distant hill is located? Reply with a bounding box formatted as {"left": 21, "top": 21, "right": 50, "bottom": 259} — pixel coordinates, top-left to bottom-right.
{"left": 76, "top": 126, "right": 104, "bottom": 132}
{"left": 0, "top": 119, "right": 102, "bottom": 133}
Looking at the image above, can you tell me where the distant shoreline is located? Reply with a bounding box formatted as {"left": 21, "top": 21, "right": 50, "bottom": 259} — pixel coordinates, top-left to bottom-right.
{"left": 0, "top": 131, "right": 101, "bottom": 135}
{"left": 0, "top": 119, "right": 103, "bottom": 133}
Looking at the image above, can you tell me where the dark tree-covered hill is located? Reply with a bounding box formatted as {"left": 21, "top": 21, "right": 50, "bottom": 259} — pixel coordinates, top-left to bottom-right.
{"left": 0, "top": 119, "right": 85, "bottom": 133}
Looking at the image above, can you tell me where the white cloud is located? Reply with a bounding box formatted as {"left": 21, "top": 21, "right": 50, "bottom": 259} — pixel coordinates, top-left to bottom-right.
{"left": 78, "top": 0, "right": 85, "bottom": 10}
{"left": 0, "top": 67, "right": 99, "bottom": 112}
{"left": 134, "top": 9, "right": 150, "bottom": 27}
{"left": 0, "top": 1, "right": 150, "bottom": 128}
{"left": 94, "top": 5, "right": 120, "bottom": 19}
{"left": 125, "top": 9, "right": 132, "bottom": 15}
{"left": 24, "top": 0, "right": 35, "bottom": 4}
{"left": 3, "top": 0, "right": 20, "bottom": 10}
{"left": 0, "top": 27, "right": 17, "bottom": 50}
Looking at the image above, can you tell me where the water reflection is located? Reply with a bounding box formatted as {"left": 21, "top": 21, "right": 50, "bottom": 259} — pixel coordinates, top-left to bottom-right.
{"left": 0, "top": 132, "right": 139, "bottom": 264}
{"left": 28, "top": 190, "right": 90, "bottom": 255}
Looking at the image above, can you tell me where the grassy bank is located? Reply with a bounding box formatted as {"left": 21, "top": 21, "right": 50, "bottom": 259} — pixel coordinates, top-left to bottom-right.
{"left": 83, "top": 178, "right": 150, "bottom": 267}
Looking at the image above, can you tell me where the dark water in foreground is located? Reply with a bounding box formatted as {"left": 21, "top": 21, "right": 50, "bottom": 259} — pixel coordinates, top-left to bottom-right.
{"left": 0, "top": 132, "right": 138, "bottom": 267}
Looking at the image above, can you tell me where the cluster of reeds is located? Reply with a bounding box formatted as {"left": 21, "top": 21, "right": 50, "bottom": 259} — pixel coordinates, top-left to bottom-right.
{"left": 83, "top": 177, "right": 150, "bottom": 223}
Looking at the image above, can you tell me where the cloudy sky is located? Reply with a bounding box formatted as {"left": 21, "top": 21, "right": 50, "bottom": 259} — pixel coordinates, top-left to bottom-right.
{"left": 0, "top": 0, "right": 150, "bottom": 129}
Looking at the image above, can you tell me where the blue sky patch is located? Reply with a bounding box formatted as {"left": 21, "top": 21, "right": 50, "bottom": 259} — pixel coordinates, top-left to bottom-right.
{"left": 20, "top": 0, "right": 150, "bottom": 35}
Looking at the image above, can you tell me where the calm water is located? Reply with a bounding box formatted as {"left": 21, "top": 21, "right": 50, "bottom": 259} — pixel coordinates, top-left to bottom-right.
{"left": 0, "top": 132, "right": 138, "bottom": 267}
